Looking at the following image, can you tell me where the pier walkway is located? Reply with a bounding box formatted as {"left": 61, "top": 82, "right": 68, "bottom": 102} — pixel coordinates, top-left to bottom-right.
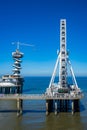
{"left": 0, "top": 93, "right": 83, "bottom": 100}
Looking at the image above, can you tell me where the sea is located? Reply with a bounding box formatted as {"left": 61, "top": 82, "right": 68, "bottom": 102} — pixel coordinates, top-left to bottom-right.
{"left": 0, "top": 76, "right": 87, "bottom": 130}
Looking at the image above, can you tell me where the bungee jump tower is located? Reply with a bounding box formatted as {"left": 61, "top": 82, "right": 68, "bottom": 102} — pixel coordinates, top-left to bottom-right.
{"left": 45, "top": 19, "right": 83, "bottom": 115}
{"left": 0, "top": 42, "right": 24, "bottom": 94}
{"left": 12, "top": 43, "right": 24, "bottom": 93}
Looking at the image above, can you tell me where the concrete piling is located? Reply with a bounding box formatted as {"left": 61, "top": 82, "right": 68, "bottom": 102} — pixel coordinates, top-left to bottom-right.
{"left": 72, "top": 100, "right": 74, "bottom": 115}
{"left": 74, "top": 99, "right": 80, "bottom": 112}
{"left": 45, "top": 99, "right": 80, "bottom": 115}
{"left": 46, "top": 100, "right": 49, "bottom": 115}
{"left": 54, "top": 100, "right": 57, "bottom": 115}
{"left": 17, "top": 99, "right": 23, "bottom": 116}
{"left": 46, "top": 100, "right": 53, "bottom": 115}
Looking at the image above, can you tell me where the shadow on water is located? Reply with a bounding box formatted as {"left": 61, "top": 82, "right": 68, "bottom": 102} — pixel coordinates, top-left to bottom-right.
{"left": 0, "top": 109, "right": 46, "bottom": 114}
{"left": 23, "top": 109, "right": 46, "bottom": 114}
{"left": 0, "top": 110, "right": 17, "bottom": 113}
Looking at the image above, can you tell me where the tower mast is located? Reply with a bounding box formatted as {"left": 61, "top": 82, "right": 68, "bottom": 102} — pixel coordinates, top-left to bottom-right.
{"left": 59, "top": 19, "right": 67, "bottom": 88}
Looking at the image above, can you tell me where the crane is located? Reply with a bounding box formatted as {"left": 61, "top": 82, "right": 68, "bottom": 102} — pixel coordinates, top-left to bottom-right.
{"left": 12, "top": 41, "right": 34, "bottom": 50}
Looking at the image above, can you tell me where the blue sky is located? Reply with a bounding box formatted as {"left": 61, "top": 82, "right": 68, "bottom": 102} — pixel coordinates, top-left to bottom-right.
{"left": 0, "top": 0, "right": 87, "bottom": 76}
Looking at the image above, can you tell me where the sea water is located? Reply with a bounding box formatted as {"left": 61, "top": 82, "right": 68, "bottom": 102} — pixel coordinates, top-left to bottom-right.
{"left": 0, "top": 76, "right": 87, "bottom": 130}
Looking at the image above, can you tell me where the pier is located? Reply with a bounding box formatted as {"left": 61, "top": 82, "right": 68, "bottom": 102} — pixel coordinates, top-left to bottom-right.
{"left": 0, "top": 19, "right": 84, "bottom": 116}
{"left": 0, "top": 93, "right": 83, "bottom": 116}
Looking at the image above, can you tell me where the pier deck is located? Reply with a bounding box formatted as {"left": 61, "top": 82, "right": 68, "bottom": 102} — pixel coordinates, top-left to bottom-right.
{"left": 0, "top": 93, "right": 83, "bottom": 100}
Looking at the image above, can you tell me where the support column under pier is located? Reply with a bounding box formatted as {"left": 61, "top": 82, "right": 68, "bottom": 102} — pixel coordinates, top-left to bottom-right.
{"left": 16, "top": 86, "right": 23, "bottom": 94}
{"left": 10, "top": 87, "right": 12, "bottom": 94}
{"left": 17, "top": 99, "right": 23, "bottom": 116}
{"left": 46, "top": 100, "right": 53, "bottom": 115}
{"left": 74, "top": 99, "right": 80, "bottom": 112}
{"left": 54, "top": 100, "right": 58, "bottom": 115}
{"left": 72, "top": 100, "right": 74, "bottom": 115}
{"left": 5, "top": 87, "right": 10, "bottom": 94}
{"left": 2, "top": 87, "right": 5, "bottom": 94}
{"left": 0, "top": 87, "right": 2, "bottom": 93}
{"left": 59, "top": 100, "right": 69, "bottom": 112}
{"left": 17, "top": 87, "right": 20, "bottom": 94}
{"left": 60, "top": 100, "right": 64, "bottom": 112}
{"left": 65, "top": 100, "right": 68, "bottom": 112}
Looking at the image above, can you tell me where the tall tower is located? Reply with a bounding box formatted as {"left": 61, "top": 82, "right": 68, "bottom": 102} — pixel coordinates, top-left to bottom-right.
{"left": 12, "top": 48, "right": 24, "bottom": 93}
{"left": 46, "top": 19, "right": 81, "bottom": 95}
{"left": 45, "top": 19, "right": 83, "bottom": 115}
{"left": 59, "top": 19, "right": 67, "bottom": 88}
{"left": 11, "top": 41, "right": 33, "bottom": 92}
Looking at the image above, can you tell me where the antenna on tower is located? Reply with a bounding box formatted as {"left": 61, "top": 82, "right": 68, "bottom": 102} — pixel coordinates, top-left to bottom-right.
{"left": 12, "top": 41, "right": 34, "bottom": 50}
